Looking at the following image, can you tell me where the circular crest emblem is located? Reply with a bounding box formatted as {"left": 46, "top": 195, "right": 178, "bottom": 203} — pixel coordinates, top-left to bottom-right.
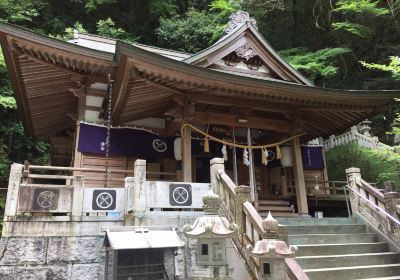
{"left": 37, "top": 191, "right": 56, "bottom": 209}
{"left": 172, "top": 187, "right": 189, "bottom": 204}
{"left": 267, "top": 150, "right": 276, "bottom": 161}
{"left": 153, "top": 139, "right": 167, "bottom": 153}
{"left": 95, "top": 192, "right": 114, "bottom": 209}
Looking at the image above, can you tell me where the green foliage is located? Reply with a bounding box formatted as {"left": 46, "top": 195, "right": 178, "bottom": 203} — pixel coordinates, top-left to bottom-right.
{"left": 279, "top": 47, "right": 351, "bottom": 82}
{"left": 389, "top": 113, "right": 400, "bottom": 135}
{"left": 85, "top": 0, "right": 117, "bottom": 12}
{"left": 326, "top": 142, "right": 400, "bottom": 188}
{"left": 156, "top": 9, "right": 220, "bottom": 53}
{"left": 332, "top": 22, "right": 373, "bottom": 38}
{"left": 51, "top": 22, "right": 87, "bottom": 41}
{"left": 210, "top": 0, "right": 239, "bottom": 15}
{"left": 96, "top": 17, "right": 136, "bottom": 41}
{"left": 361, "top": 56, "right": 400, "bottom": 80}
{"left": 334, "top": 0, "right": 389, "bottom": 16}
{"left": 0, "top": 0, "right": 46, "bottom": 24}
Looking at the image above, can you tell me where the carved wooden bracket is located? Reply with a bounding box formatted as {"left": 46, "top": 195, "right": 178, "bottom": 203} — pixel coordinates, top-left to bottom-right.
{"left": 165, "top": 103, "right": 195, "bottom": 123}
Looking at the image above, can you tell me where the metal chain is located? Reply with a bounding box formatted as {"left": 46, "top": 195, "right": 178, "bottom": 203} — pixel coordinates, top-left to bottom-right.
{"left": 104, "top": 75, "right": 114, "bottom": 187}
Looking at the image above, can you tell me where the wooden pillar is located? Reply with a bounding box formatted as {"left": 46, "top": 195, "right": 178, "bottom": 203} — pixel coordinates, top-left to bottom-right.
{"left": 292, "top": 137, "right": 309, "bottom": 215}
{"left": 182, "top": 125, "right": 192, "bottom": 182}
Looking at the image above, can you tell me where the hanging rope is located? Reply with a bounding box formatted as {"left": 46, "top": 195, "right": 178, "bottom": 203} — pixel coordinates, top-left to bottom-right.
{"left": 180, "top": 123, "right": 304, "bottom": 150}
{"left": 104, "top": 74, "right": 114, "bottom": 187}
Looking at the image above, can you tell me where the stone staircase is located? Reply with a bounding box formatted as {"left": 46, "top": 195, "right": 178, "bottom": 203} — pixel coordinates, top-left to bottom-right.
{"left": 277, "top": 217, "right": 400, "bottom": 280}
{"left": 258, "top": 199, "right": 298, "bottom": 217}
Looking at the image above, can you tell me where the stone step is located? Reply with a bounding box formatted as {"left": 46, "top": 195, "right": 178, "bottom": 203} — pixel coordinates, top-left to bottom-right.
{"left": 277, "top": 217, "right": 360, "bottom": 226}
{"left": 286, "top": 224, "right": 366, "bottom": 234}
{"left": 258, "top": 205, "right": 294, "bottom": 212}
{"left": 297, "top": 252, "right": 400, "bottom": 269}
{"left": 258, "top": 200, "right": 290, "bottom": 206}
{"left": 354, "top": 277, "right": 400, "bottom": 280}
{"left": 288, "top": 233, "right": 377, "bottom": 245}
{"left": 296, "top": 242, "right": 389, "bottom": 257}
{"left": 264, "top": 212, "right": 299, "bottom": 217}
{"left": 304, "top": 263, "right": 400, "bottom": 280}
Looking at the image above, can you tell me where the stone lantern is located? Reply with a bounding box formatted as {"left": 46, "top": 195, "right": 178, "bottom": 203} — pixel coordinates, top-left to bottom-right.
{"left": 183, "top": 189, "right": 238, "bottom": 266}
{"left": 359, "top": 119, "right": 372, "bottom": 136}
{"left": 247, "top": 212, "right": 297, "bottom": 280}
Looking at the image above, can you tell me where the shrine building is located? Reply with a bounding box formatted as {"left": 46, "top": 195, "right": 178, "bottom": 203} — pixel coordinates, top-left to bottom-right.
{"left": 0, "top": 11, "right": 399, "bottom": 280}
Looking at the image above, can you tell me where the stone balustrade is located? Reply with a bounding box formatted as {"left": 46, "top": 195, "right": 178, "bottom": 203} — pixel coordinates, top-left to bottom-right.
{"left": 323, "top": 126, "right": 384, "bottom": 151}
{"left": 346, "top": 168, "right": 400, "bottom": 246}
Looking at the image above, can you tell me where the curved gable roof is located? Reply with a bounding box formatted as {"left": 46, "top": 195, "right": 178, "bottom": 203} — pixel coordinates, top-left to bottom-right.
{"left": 184, "top": 22, "right": 313, "bottom": 86}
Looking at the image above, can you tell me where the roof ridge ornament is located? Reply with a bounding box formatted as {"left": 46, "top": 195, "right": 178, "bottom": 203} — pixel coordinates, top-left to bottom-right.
{"left": 224, "top": 11, "right": 258, "bottom": 34}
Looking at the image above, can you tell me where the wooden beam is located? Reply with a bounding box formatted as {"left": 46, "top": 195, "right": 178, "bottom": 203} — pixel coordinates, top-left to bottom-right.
{"left": 190, "top": 93, "right": 294, "bottom": 114}
{"left": 112, "top": 55, "right": 131, "bottom": 123}
{"left": 192, "top": 111, "right": 291, "bottom": 133}
{"left": 299, "top": 106, "right": 372, "bottom": 113}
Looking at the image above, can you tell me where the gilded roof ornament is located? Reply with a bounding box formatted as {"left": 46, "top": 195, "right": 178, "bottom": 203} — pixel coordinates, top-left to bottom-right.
{"left": 224, "top": 11, "right": 257, "bottom": 34}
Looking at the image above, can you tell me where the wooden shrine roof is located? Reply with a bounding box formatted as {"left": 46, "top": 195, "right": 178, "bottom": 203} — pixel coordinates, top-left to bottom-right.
{"left": 0, "top": 22, "right": 398, "bottom": 140}
{"left": 0, "top": 23, "right": 114, "bottom": 138}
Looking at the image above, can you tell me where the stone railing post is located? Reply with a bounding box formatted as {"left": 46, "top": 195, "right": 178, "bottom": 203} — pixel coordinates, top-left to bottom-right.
{"left": 4, "top": 163, "right": 23, "bottom": 220}
{"left": 210, "top": 158, "right": 224, "bottom": 195}
{"left": 71, "top": 175, "right": 84, "bottom": 221}
{"left": 133, "top": 159, "right": 147, "bottom": 212}
{"left": 4, "top": 163, "right": 23, "bottom": 218}
{"left": 346, "top": 167, "right": 361, "bottom": 215}
{"left": 124, "top": 177, "right": 134, "bottom": 214}
{"left": 383, "top": 181, "right": 400, "bottom": 235}
{"left": 235, "top": 185, "right": 251, "bottom": 237}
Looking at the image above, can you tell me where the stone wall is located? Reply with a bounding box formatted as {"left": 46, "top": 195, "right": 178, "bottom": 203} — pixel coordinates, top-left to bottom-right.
{"left": 0, "top": 236, "right": 105, "bottom": 280}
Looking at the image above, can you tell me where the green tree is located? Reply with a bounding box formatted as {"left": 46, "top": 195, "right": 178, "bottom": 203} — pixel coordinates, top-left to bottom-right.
{"left": 156, "top": 9, "right": 220, "bottom": 53}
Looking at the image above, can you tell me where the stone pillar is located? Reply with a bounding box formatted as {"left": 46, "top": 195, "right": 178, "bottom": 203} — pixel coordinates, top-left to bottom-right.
{"left": 291, "top": 137, "right": 308, "bottom": 215}
{"left": 383, "top": 181, "right": 399, "bottom": 235}
{"left": 235, "top": 185, "right": 251, "bottom": 238}
{"left": 71, "top": 175, "right": 84, "bottom": 221}
{"left": 210, "top": 158, "right": 225, "bottom": 195}
{"left": 346, "top": 167, "right": 361, "bottom": 215}
{"left": 4, "top": 163, "right": 23, "bottom": 218}
{"left": 163, "top": 248, "right": 175, "bottom": 280}
{"left": 182, "top": 125, "right": 192, "bottom": 182}
{"left": 133, "top": 159, "right": 147, "bottom": 212}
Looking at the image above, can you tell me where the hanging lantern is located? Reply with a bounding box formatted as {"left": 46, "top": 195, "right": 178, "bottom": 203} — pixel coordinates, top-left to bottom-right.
{"left": 174, "top": 137, "right": 182, "bottom": 161}
{"left": 279, "top": 146, "right": 293, "bottom": 167}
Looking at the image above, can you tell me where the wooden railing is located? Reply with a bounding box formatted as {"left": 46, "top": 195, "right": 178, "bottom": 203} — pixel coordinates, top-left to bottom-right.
{"left": 23, "top": 163, "right": 177, "bottom": 186}
{"left": 211, "top": 158, "right": 309, "bottom": 280}
{"left": 346, "top": 168, "right": 400, "bottom": 245}
{"left": 287, "top": 179, "right": 348, "bottom": 196}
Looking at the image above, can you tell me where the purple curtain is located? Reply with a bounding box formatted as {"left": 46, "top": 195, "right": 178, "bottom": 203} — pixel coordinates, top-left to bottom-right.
{"left": 77, "top": 123, "right": 174, "bottom": 158}
{"left": 301, "top": 146, "right": 324, "bottom": 169}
